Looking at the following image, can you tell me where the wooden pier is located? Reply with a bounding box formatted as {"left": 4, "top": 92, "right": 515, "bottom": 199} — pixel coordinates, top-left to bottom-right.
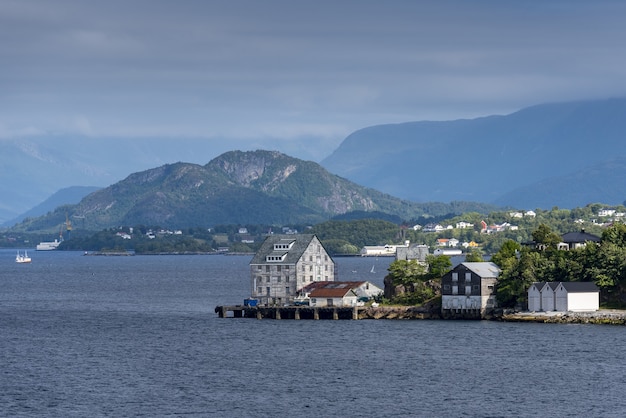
{"left": 215, "top": 305, "right": 362, "bottom": 320}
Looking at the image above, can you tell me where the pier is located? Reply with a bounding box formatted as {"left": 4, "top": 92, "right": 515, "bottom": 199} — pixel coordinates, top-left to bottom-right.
{"left": 215, "top": 305, "right": 362, "bottom": 320}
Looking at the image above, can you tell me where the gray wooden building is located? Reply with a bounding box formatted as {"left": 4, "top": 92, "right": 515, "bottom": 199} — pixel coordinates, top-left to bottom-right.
{"left": 250, "top": 234, "right": 335, "bottom": 306}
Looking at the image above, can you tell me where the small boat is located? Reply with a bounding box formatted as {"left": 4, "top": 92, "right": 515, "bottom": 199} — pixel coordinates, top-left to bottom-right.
{"left": 16, "top": 251, "right": 32, "bottom": 264}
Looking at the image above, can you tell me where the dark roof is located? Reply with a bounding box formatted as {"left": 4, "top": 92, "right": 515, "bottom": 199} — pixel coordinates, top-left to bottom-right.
{"left": 561, "top": 230, "right": 601, "bottom": 243}
{"left": 250, "top": 234, "right": 325, "bottom": 265}
{"left": 301, "top": 281, "right": 366, "bottom": 293}
{"left": 558, "top": 282, "right": 599, "bottom": 293}
{"left": 530, "top": 282, "right": 546, "bottom": 291}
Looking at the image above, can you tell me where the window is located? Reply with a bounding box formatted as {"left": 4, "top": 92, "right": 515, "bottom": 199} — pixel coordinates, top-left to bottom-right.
{"left": 473, "top": 285, "right": 479, "bottom": 291}
{"left": 452, "top": 285, "right": 458, "bottom": 295}
{"left": 443, "top": 284, "right": 450, "bottom": 291}
{"left": 277, "top": 266, "right": 281, "bottom": 272}
{"left": 266, "top": 287, "right": 270, "bottom": 295}
{"left": 465, "top": 272, "right": 472, "bottom": 281}
{"left": 285, "top": 287, "right": 290, "bottom": 294}
{"left": 452, "top": 272, "right": 458, "bottom": 282}
{"left": 265, "top": 266, "right": 270, "bottom": 272}
{"left": 465, "top": 285, "right": 471, "bottom": 295}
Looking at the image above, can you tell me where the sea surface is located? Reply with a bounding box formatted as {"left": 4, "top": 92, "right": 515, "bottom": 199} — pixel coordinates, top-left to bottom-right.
{"left": 2, "top": 249, "right": 626, "bottom": 417}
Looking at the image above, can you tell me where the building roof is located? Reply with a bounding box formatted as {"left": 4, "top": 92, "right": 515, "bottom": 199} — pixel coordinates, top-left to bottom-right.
{"left": 301, "top": 281, "right": 364, "bottom": 292}
{"left": 561, "top": 230, "right": 601, "bottom": 244}
{"left": 458, "top": 262, "right": 501, "bottom": 278}
{"left": 301, "top": 281, "right": 382, "bottom": 297}
{"left": 558, "top": 282, "right": 599, "bottom": 293}
{"left": 309, "top": 287, "right": 356, "bottom": 298}
{"left": 529, "top": 282, "right": 545, "bottom": 291}
{"left": 250, "top": 234, "right": 326, "bottom": 265}
{"left": 541, "top": 282, "right": 560, "bottom": 291}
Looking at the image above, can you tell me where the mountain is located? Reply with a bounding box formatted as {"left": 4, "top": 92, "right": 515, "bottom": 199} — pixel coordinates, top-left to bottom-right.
{"left": 0, "top": 136, "right": 267, "bottom": 224}
{"left": 321, "top": 98, "right": 626, "bottom": 208}
{"left": 10, "top": 150, "right": 497, "bottom": 233}
{"left": 1, "top": 186, "right": 101, "bottom": 228}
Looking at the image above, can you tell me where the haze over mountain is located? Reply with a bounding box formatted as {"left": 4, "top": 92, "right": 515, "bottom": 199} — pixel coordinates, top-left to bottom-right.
{"left": 3, "top": 98, "right": 626, "bottom": 227}
{"left": 321, "top": 98, "right": 626, "bottom": 209}
{"left": 11, "top": 151, "right": 496, "bottom": 233}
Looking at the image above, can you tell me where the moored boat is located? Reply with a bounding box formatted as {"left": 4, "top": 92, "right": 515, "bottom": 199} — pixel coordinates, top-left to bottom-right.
{"left": 16, "top": 251, "right": 32, "bottom": 263}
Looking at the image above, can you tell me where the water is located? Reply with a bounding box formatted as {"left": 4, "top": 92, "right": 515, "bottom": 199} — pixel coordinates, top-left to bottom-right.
{"left": 2, "top": 250, "right": 626, "bottom": 417}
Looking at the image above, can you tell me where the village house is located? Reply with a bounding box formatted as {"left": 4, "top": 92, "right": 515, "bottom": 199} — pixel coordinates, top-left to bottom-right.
{"left": 360, "top": 241, "right": 410, "bottom": 257}
{"left": 528, "top": 281, "right": 599, "bottom": 312}
{"left": 441, "top": 262, "right": 500, "bottom": 316}
{"left": 557, "top": 230, "right": 601, "bottom": 250}
{"left": 298, "top": 281, "right": 383, "bottom": 307}
{"left": 396, "top": 244, "right": 429, "bottom": 263}
{"left": 249, "top": 234, "right": 334, "bottom": 306}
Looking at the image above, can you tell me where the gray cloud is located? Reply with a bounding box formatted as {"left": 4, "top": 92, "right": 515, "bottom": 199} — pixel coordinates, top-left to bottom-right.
{"left": 1, "top": 0, "right": 625, "bottom": 160}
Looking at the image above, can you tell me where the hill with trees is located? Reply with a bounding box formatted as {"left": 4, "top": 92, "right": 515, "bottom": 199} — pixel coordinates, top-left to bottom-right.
{"left": 7, "top": 150, "right": 496, "bottom": 234}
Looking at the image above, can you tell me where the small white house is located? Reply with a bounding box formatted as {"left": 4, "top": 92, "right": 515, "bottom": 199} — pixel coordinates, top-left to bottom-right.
{"left": 309, "top": 286, "right": 358, "bottom": 307}
{"left": 299, "top": 281, "right": 382, "bottom": 307}
{"left": 554, "top": 282, "right": 600, "bottom": 312}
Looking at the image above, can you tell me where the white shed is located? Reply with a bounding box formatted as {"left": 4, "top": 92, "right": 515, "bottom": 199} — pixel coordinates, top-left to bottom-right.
{"left": 554, "top": 282, "right": 600, "bottom": 312}
{"left": 540, "top": 282, "right": 559, "bottom": 312}
{"left": 527, "top": 282, "right": 544, "bottom": 312}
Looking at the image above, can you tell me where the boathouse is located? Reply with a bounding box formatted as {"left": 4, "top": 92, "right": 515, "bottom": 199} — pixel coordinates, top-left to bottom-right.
{"left": 441, "top": 262, "right": 500, "bottom": 317}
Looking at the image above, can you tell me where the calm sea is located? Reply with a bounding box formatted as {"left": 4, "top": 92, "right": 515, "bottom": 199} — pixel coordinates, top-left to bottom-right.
{"left": 2, "top": 249, "right": 626, "bottom": 417}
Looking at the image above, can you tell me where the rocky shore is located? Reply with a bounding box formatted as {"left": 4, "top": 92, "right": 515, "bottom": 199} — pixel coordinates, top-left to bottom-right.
{"left": 357, "top": 305, "right": 626, "bottom": 324}
{"left": 498, "top": 309, "right": 626, "bottom": 325}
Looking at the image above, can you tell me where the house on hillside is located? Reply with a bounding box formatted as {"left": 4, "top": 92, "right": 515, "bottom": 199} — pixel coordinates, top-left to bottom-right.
{"left": 249, "top": 234, "right": 334, "bottom": 306}
{"left": 441, "top": 262, "right": 500, "bottom": 317}
{"left": 558, "top": 230, "right": 601, "bottom": 250}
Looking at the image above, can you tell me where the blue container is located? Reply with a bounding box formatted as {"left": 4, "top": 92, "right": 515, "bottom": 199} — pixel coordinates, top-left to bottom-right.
{"left": 244, "top": 298, "right": 258, "bottom": 307}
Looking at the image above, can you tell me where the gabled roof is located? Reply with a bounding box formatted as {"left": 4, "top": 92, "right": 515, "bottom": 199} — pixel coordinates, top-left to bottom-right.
{"left": 457, "top": 262, "right": 501, "bottom": 278}
{"left": 309, "top": 286, "right": 357, "bottom": 298}
{"left": 540, "top": 282, "right": 560, "bottom": 291}
{"left": 250, "top": 234, "right": 322, "bottom": 265}
{"left": 529, "top": 282, "right": 546, "bottom": 291}
{"left": 301, "top": 281, "right": 366, "bottom": 293}
{"left": 558, "top": 282, "right": 599, "bottom": 293}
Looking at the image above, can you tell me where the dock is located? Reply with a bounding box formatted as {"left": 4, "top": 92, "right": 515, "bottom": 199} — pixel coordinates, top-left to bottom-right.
{"left": 215, "top": 305, "right": 362, "bottom": 320}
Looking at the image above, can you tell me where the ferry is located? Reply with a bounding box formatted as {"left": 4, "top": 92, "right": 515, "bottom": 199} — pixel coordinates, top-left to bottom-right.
{"left": 36, "top": 239, "right": 61, "bottom": 251}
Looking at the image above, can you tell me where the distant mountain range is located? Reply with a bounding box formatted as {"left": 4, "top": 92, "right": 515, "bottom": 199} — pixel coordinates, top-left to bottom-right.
{"left": 3, "top": 98, "right": 626, "bottom": 227}
{"left": 321, "top": 98, "right": 626, "bottom": 209}
{"left": 10, "top": 151, "right": 497, "bottom": 233}
{"left": 1, "top": 186, "right": 101, "bottom": 228}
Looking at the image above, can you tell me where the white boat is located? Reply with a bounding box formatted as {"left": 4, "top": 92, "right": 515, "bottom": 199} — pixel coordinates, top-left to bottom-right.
{"left": 16, "top": 251, "right": 32, "bottom": 263}
{"left": 36, "top": 239, "right": 61, "bottom": 251}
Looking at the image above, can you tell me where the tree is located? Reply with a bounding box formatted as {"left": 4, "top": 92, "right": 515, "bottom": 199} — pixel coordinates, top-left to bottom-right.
{"left": 531, "top": 223, "right": 561, "bottom": 249}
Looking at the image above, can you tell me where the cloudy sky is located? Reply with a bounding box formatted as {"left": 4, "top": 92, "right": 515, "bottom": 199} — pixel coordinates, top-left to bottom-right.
{"left": 1, "top": 0, "right": 625, "bottom": 161}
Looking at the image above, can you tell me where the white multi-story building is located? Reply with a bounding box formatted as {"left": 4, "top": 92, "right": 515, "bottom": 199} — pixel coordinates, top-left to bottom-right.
{"left": 249, "top": 234, "right": 334, "bottom": 306}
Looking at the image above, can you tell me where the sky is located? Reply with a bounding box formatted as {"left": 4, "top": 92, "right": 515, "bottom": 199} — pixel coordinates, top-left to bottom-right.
{"left": 1, "top": 0, "right": 626, "bottom": 161}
